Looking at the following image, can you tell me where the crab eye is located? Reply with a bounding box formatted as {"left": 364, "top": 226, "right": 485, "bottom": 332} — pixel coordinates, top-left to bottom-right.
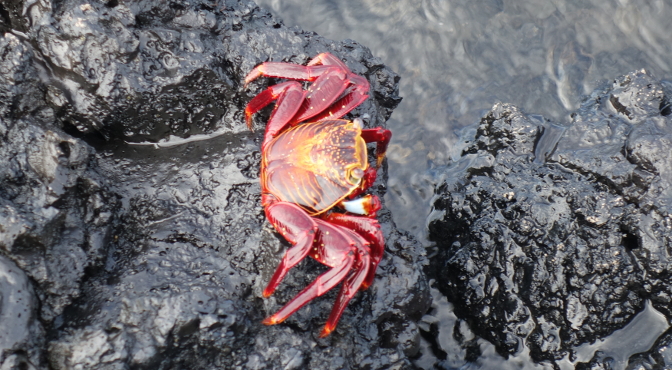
{"left": 349, "top": 168, "right": 364, "bottom": 185}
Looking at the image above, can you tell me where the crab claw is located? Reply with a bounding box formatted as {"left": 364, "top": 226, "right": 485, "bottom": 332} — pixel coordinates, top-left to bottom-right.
{"left": 361, "top": 127, "right": 392, "bottom": 168}
{"left": 339, "top": 194, "right": 381, "bottom": 216}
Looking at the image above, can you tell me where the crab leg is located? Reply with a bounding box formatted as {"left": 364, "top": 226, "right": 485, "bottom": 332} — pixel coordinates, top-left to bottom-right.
{"left": 306, "top": 52, "right": 348, "bottom": 67}
{"left": 303, "top": 53, "right": 370, "bottom": 122}
{"left": 245, "top": 67, "right": 356, "bottom": 139}
{"left": 245, "top": 81, "right": 304, "bottom": 135}
{"left": 245, "top": 63, "right": 336, "bottom": 85}
{"left": 289, "top": 69, "right": 355, "bottom": 124}
{"left": 262, "top": 254, "right": 354, "bottom": 326}
{"left": 304, "top": 78, "right": 370, "bottom": 123}
{"left": 244, "top": 54, "right": 371, "bottom": 130}
{"left": 323, "top": 213, "right": 384, "bottom": 289}
{"left": 361, "top": 127, "right": 392, "bottom": 167}
{"left": 262, "top": 201, "right": 320, "bottom": 297}
{"left": 244, "top": 52, "right": 348, "bottom": 86}
{"left": 320, "top": 250, "right": 370, "bottom": 338}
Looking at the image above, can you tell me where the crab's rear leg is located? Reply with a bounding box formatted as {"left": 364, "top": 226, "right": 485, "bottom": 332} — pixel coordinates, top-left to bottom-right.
{"left": 320, "top": 245, "right": 371, "bottom": 337}
{"left": 244, "top": 53, "right": 349, "bottom": 85}
{"left": 245, "top": 63, "right": 355, "bottom": 132}
{"left": 305, "top": 53, "right": 371, "bottom": 122}
{"left": 306, "top": 52, "right": 349, "bottom": 68}
{"left": 262, "top": 200, "right": 319, "bottom": 297}
{"left": 245, "top": 81, "right": 304, "bottom": 144}
{"left": 320, "top": 270, "right": 370, "bottom": 338}
{"left": 263, "top": 253, "right": 354, "bottom": 326}
{"left": 245, "top": 62, "right": 336, "bottom": 86}
{"left": 296, "top": 74, "right": 370, "bottom": 123}
{"left": 263, "top": 220, "right": 357, "bottom": 326}
{"left": 323, "top": 213, "right": 384, "bottom": 290}
{"left": 290, "top": 69, "right": 359, "bottom": 124}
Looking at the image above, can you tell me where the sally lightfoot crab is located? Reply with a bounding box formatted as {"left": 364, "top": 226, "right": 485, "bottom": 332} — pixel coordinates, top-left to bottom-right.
{"left": 244, "top": 53, "right": 392, "bottom": 337}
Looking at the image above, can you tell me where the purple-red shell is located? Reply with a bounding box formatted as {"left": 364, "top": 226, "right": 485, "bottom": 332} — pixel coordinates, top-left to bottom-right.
{"left": 261, "top": 119, "right": 367, "bottom": 215}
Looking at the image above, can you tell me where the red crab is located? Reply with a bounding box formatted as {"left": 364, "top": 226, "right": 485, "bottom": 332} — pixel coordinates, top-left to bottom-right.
{"left": 244, "top": 53, "right": 392, "bottom": 337}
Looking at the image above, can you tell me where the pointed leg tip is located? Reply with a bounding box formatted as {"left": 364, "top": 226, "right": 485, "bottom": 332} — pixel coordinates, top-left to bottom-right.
{"left": 262, "top": 289, "right": 273, "bottom": 298}
{"left": 376, "top": 155, "right": 385, "bottom": 168}
{"left": 319, "top": 326, "right": 334, "bottom": 338}
{"left": 244, "top": 66, "right": 264, "bottom": 86}
{"left": 262, "top": 316, "right": 280, "bottom": 326}
{"left": 245, "top": 116, "right": 255, "bottom": 132}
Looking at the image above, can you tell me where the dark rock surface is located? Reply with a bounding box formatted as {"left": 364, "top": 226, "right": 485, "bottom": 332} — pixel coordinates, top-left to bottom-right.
{"left": 428, "top": 70, "right": 672, "bottom": 366}
{"left": 0, "top": 0, "right": 429, "bottom": 369}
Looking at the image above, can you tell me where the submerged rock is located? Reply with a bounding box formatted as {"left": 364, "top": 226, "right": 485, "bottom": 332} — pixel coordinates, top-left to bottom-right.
{"left": 428, "top": 70, "right": 672, "bottom": 366}
{"left": 0, "top": 0, "right": 428, "bottom": 369}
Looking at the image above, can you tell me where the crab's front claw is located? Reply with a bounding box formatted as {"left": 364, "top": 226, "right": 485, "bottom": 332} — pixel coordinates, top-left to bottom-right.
{"left": 339, "top": 194, "right": 381, "bottom": 217}
{"left": 361, "top": 127, "right": 392, "bottom": 167}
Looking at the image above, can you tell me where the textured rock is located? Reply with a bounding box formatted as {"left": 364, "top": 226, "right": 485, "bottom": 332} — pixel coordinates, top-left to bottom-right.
{"left": 428, "top": 70, "right": 672, "bottom": 365}
{"left": 0, "top": 0, "right": 427, "bottom": 369}
{"left": 0, "top": 255, "right": 43, "bottom": 370}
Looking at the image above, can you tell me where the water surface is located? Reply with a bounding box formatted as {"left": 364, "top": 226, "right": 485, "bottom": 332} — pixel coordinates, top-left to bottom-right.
{"left": 255, "top": 0, "right": 672, "bottom": 240}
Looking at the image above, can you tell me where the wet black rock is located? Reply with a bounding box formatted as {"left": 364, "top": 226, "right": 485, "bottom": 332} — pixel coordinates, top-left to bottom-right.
{"left": 0, "top": 255, "right": 43, "bottom": 369}
{"left": 0, "top": 0, "right": 427, "bottom": 369}
{"left": 428, "top": 70, "right": 672, "bottom": 364}
{"left": 0, "top": 27, "right": 119, "bottom": 368}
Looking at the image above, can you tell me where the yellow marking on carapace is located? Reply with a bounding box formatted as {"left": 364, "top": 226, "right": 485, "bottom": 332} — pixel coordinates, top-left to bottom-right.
{"left": 296, "top": 172, "right": 319, "bottom": 208}
{"left": 262, "top": 120, "right": 367, "bottom": 215}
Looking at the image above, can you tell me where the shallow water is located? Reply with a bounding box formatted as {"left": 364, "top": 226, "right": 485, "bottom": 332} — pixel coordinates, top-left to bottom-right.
{"left": 255, "top": 0, "right": 672, "bottom": 243}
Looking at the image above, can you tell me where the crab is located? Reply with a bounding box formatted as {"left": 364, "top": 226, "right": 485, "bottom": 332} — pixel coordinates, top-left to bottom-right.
{"left": 244, "top": 53, "right": 392, "bottom": 337}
